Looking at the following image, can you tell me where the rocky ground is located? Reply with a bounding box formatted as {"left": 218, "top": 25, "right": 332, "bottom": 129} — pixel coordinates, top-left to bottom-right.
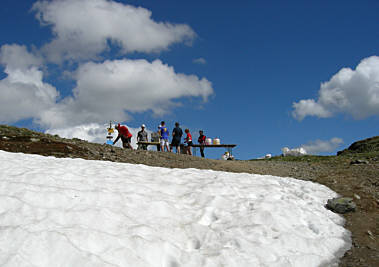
{"left": 0, "top": 125, "right": 378, "bottom": 266}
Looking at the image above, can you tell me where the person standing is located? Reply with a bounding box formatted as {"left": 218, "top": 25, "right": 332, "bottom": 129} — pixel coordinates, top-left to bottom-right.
{"left": 113, "top": 123, "right": 133, "bottom": 149}
{"left": 159, "top": 121, "right": 170, "bottom": 152}
{"left": 150, "top": 124, "right": 161, "bottom": 151}
{"left": 184, "top": 128, "right": 193, "bottom": 155}
{"left": 198, "top": 130, "right": 206, "bottom": 158}
{"left": 137, "top": 124, "right": 148, "bottom": 150}
{"left": 170, "top": 122, "right": 183, "bottom": 153}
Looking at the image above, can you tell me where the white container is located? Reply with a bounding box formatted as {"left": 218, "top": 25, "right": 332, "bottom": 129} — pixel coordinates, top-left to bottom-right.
{"left": 205, "top": 138, "right": 212, "bottom": 145}
{"left": 213, "top": 138, "right": 220, "bottom": 145}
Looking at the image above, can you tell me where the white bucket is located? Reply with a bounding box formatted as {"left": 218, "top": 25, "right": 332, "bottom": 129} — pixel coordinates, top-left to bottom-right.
{"left": 213, "top": 138, "right": 220, "bottom": 145}
{"left": 205, "top": 138, "right": 212, "bottom": 145}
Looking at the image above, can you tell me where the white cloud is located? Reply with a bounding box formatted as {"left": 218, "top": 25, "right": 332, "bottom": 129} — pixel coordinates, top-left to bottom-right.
{"left": 292, "top": 99, "right": 332, "bottom": 120}
{"left": 0, "top": 4, "right": 212, "bottom": 131}
{"left": 38, "top": 59, "right": 213, "bottom": 128}
{"left": 283, "top": 137, "right": 343, "bottom": 155}
{"left": 32, "top": 0, "right": 196, "bottom": 63}
{"left": 193, "top": 57, "right": 207, "bottom": 65}
{"left": 292, "top": 56, "right": 379, "bottom": 120}
{"left": 0, "top": 45, "right": 58, "bottom": 123}
{"left": 301, "top": 137, "right": 344, "bottom": 154}
{"left": 46, "top": 123, "right": 152, "bottom": 149}
{"left": 0, "top": 44, "right": 42, "bottom": 70}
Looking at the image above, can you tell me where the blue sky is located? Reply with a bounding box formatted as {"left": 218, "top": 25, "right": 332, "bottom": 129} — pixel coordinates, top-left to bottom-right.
{"left": 0, "top": 0, "right": 378, "bottom": 159}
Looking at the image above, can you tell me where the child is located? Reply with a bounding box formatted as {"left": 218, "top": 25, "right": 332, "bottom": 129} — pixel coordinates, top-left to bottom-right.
{"left": 184, "top": 129, "right": 193, "bottom": 155}
{"left": 198, "top": 130, "right": 206, "bottom": 158}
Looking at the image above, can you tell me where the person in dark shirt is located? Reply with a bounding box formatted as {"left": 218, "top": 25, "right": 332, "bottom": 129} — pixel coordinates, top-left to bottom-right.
{"left": 198, "top": 130, "right": 206, "bottom": 158}
{"left": 170, "top": 122, "right": 183, "bottom": 154}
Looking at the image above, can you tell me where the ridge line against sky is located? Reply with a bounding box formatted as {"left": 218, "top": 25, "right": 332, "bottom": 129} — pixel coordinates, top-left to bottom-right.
{"left": 0, "top": 0, "right": 378, "bottom": 159}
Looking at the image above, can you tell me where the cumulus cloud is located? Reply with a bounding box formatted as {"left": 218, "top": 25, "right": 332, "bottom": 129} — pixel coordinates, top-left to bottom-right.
{"left": 193, "top": 57, "right": 207, "bottom": 65}
{"left": 0, "top": 44, "right": 42, "bottom": 70}
{"left": 32, "top": 0, "right": 196, "bottom": 63}
{"left": 46, "top": 123, "right": 151, "bottom": 149}
{"left": 292, "top": 56, "right": 379, "bottom": 120}
{"left": 301, "top": 137, "right": 344, "bottom": 154}
{"left": 283, "top": 137, "right": 344, "bottom": 155}
{"left": 0, "top": 3, "right": 212, "bottom": 130}
{"left": 0, "top": 44, "right": 58, "bottom": 123}
{"left": 38, "top": 59, "right": 213, "bottom": 128}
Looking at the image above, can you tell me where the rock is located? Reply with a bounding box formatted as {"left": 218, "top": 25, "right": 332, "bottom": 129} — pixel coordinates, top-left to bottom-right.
{"left": 350, "top": 159, "right": 369, "bottom": 165}
{"left": 30, "top": 138, "right": 40, "bottom": 142}
{"left": 326, "top": 197, "right": 356, "bottom": 214}
{"left": 367, "top": 230, "right": 375, "bottom": 240}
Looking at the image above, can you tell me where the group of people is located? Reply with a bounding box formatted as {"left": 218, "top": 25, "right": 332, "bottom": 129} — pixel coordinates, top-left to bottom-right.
{"left": 113, "top": 121, "right": 207, "bottom": 157}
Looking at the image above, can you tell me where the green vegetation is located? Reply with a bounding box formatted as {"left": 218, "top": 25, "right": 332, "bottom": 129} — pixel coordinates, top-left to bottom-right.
{"left": 250, "top": 155, "right": 336, "bottom": 163}
{"left": 337, "top": 136, "right": 379, "bottom": 156}
{"left": 250, "top": 135, "right": 379, "bottom": 162}
{"left": 267, "top": 155, "right": 335, "bottom": 162}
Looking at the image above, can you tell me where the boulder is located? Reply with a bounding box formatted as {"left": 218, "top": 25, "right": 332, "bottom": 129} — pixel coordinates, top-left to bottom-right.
{"left": 326, "top": 197, "right": 356, "bottom": 214}
{"left": 350, "top": 159, "right": 369, "bottom": 165}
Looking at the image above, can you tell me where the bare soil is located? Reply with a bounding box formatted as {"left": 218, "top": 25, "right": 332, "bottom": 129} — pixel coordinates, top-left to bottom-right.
{"left": 1, "top": 125, "right": 378, "bottom": 266}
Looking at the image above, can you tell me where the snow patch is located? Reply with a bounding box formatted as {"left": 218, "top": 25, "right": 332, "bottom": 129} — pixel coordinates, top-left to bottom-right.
{"left": 0, "top": 151, "right": 351, "bottom": 267}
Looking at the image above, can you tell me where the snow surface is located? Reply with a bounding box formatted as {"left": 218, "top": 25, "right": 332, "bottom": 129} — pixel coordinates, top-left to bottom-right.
{"left": 0, "top": 151, "right": 351, "bottom": 267}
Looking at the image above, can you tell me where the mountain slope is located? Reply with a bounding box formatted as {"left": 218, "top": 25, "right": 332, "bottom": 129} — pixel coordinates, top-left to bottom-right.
{"left": 0, "top": 125, "right": 378, "bottom": 266}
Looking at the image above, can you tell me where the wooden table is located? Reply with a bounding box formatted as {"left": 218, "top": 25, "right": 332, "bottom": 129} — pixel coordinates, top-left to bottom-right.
{"left": 137, "top": 142, "right": 237, "bottom": 157}
{"left": 136, "top": 141, "right": 160, "bottom": 150}
{"left": 137, "top": 141, "right": 160, "bottom": 146}
{"left": 191, "top": 144, "right": 237, "bottom": 156}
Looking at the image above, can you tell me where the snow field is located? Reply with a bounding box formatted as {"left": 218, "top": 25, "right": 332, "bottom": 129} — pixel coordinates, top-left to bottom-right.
{"left": 0, "top": 151, "right": 350, "bottom": 266}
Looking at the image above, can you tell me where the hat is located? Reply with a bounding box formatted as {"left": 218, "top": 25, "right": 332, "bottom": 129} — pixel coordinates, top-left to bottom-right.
{"left": 141, "top": 124, "right": 146, "bottom": 128}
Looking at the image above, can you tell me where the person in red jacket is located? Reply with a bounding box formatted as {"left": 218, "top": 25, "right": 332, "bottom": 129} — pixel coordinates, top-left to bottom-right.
{"left": 184, "top": 128, "right": 193, "bottom": 155}
{"left": 113, "top": 123, "right": 133, "bottom": 149}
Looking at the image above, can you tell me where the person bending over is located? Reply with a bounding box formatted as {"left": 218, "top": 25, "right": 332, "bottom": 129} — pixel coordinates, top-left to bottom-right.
{"left": 113, "top": 123, "right": 133, "bottom": 149}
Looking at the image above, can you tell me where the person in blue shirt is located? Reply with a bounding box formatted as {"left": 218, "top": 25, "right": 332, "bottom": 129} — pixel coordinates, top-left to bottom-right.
{"left": 159, "top": 121, "right": 170, "bottom": 152}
